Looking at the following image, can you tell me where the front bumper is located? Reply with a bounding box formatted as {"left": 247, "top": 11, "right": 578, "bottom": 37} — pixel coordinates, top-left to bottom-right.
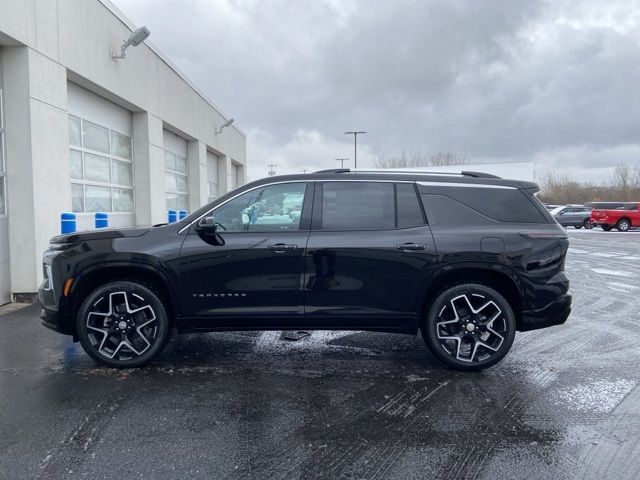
{"left": 38, "top": 287, "right": 75, "bottom": 336}
{"left": 520, "top": 293, "right": 572, "bottom": 331}
{"left": 40, "top": 306, "right": 62, "bottom": 332}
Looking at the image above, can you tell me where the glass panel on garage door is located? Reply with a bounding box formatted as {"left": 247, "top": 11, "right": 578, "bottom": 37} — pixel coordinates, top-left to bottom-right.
{"left": 163, "top": 129, "right": 189, "bottom": 211}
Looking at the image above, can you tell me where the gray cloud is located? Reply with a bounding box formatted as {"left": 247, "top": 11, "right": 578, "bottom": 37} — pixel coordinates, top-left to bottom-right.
{"left": 117, "top": 0, "right": 640, "bottom": 180}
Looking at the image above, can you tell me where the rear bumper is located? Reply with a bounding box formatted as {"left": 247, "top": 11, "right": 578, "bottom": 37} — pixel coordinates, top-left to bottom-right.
{"left": 520, "top": 293, "right": 571, "bottom": 332}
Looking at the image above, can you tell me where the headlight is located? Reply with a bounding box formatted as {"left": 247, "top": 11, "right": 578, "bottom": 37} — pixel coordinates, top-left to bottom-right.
{"left": 48, "top": 242, "right": 78, "bottom": 251}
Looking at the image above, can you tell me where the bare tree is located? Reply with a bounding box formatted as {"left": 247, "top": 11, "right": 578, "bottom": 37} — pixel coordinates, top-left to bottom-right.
{"left": 374, "top": 150, "right": 468, "bottom": 168}
{"left": 613, "top": 163, "right": 632, "bottom": 192}
{"left": 374, "top": 150, "right": 429, "bottom": 168}
{"left": 428, "top": 151, "right": 469, "bottom": 166}
{"left": 537, "top": 163, "right": 640, "bottom": 204}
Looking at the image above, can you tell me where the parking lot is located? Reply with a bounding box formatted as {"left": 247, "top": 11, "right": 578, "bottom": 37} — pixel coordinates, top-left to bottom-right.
{"left": 1, "top": 230, "right": 639, "bottom": 479}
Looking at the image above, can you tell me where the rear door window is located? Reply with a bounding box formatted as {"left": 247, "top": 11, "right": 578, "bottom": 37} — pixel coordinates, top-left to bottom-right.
{"left": 396, "top": 183, "right": 426, "bottom": 228}
{"left": 320, "top": 182, "right": 395, "bottom": 230}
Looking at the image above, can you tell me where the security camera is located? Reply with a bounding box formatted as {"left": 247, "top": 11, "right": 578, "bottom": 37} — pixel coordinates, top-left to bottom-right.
{"left": 112, "top": 26, "right": 151, "bottom": 60}
{"left": 216, "top": 118, "right": 235, "bottom": 134}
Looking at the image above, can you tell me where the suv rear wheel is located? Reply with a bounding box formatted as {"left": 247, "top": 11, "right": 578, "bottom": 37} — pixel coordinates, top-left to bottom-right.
{"left": 422, "top": 283, "right": 516, "bottom": 371}
{"left": 616, "top": 219, "right": 631, "bottom": 232}
{"left": 76, "top": 281, "right": 170, "bottom": 368}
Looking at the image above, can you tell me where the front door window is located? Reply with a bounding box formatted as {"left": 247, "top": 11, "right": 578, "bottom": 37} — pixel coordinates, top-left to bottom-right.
{"left": 214, "top": 182, "right": 306, "bottom": 232}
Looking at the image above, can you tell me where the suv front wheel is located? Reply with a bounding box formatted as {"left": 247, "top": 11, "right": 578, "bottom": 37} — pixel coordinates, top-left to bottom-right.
{"left": 76, "top": 281, "right": 170, "bottom": 368}
{"left": 422, "top": 283, "right": 516, "bottom": 371}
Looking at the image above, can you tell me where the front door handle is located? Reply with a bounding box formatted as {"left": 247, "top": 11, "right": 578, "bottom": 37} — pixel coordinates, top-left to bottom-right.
{"left": 268, "top": 243, "right": 298, "bottom": 252}
{"left": 396, "top": 243, "right": 426, "bottom": 251}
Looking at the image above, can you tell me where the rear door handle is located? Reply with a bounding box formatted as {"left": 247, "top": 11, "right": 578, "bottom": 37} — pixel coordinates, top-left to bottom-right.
{"left": 396, "top": 243, "right": 426, "bottom": 251}
{"left": 268, "top": 243, "right": 298, "bottom": 252}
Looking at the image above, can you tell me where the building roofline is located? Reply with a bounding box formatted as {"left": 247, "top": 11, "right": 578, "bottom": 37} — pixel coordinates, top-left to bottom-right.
{"left": 98, "top": 0, "right": 245, "bottom": 138}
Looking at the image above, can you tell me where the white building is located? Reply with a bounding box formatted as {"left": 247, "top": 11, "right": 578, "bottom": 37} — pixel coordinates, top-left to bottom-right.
{"left": 0, "top": 0, "right": 247, "bottom": 302}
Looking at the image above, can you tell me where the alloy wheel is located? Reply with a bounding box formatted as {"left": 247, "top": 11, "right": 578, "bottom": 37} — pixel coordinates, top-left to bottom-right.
{"left": 85, "top": 291, "right": 158, "bottom": 360}
{"left": 435, "top": 293, "right": 507, "bottom": 363}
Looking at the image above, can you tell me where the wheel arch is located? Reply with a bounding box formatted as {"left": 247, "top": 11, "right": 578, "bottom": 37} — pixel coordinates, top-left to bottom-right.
{"left": 416, "top": 264, "right": 523, "bottom": 331}
{"left": 66, "top": 262, "right": 179, "bottom": 336}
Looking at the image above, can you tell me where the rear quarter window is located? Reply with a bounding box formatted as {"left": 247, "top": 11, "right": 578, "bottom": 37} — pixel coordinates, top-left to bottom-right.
{"left": 421, "top": 187, "right": 547, "bottom": 224}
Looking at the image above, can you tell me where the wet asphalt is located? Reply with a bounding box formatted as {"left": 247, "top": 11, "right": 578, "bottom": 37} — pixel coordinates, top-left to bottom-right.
{"left": 1, "top": 229, "right": 640, "bottom": 479}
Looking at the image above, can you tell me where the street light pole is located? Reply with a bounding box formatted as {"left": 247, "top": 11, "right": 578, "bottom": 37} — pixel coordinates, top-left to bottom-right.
{"left": 344, "top": 131, "right": 366, "bottom": 169}
{"left": 335, "top": 158, "right": 349, "bottom": 169}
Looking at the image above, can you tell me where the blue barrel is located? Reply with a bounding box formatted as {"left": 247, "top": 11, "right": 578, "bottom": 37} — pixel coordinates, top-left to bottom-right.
{"left": 61, "top": 212, "right": 76, "bottom": 234}
{"left": 95, "top": 212, "right": 108, "bottom": 229}
{"left": 178, "top": 210, "right": 188, "bottom": 220}
{"left": 167, "top": 210, "right": 178, "bottom": 223}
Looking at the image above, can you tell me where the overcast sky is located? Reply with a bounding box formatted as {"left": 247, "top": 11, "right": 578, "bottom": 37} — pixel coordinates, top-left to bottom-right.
{"left": 116, "top": 0, "right": 640, "bottom": 183}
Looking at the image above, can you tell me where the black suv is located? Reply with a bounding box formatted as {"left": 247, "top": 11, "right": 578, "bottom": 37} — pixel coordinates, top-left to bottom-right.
{"left": 38, "top": 170, "right": 571, "bottom": 371}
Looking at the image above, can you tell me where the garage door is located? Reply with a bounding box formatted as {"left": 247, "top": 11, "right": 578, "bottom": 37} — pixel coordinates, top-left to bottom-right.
{"left": 67, "top": 82, "right": 134, "bottom": 230}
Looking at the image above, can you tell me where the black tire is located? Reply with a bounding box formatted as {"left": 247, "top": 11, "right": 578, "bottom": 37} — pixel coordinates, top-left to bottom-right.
{"left": 421, "top": 283, "right": 516, "bottom": 371}
{"left": 76, "top": 281, "right": 170, "bottom": 368}
{"left": 616, "top": 219, "right": 631, "bottom": 232}
{"left": 574, "top": 225, "right": 582, "bottom": 229}
{"left": 584, "top": 219, "right": 594, "bottom": 229}
{"left": 602, "top": 225, "right": 613, "bottom": 231}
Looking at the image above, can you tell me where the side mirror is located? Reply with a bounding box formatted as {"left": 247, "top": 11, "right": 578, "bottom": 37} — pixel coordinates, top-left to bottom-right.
{"left": 195, "top": 214, "right": 217, "bottom": 234}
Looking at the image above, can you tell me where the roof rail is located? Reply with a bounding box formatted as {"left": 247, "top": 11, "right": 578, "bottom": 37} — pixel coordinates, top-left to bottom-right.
{"left": 460, "top": 171, "right": 501, "bottom": 179}
{"left": 314, "top": 168, "right": 350, "bottom": 173}
{"left": 313, "top": 168, "right": 502, "bottom": 179}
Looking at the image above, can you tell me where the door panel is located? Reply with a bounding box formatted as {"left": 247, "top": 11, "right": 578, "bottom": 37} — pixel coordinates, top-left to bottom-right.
{"left": 179, "top": 230, "right": 309, "bottom": 328}
{"left": 178, "top": 181, "right": 311, "bottom": 329}
{"left": 304, "top": 181, "right": 438, "bottom": 330}
{"left": 304, "top": 227, "right": 437, "bottom": 329}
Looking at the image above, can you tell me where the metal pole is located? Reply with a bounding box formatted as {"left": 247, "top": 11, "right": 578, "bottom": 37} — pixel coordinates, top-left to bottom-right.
{"left": 335, "top": 158, "right": 348, "bottom": 169}
{"left": 354, "top": 136, "right": 357, "bottom": 169}
{"left": 345, "top": 131, "right": 366, "bottom": 169}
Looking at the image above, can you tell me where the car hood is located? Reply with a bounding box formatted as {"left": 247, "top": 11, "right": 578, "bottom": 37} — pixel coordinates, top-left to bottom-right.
{"left": 50, "top": 227, "right": 152, "bottom": 244}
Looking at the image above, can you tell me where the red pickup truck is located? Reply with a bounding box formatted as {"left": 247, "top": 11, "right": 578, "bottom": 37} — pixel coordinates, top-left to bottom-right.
{"left": 591, "top": 202, "right": 640, "bottom": 231}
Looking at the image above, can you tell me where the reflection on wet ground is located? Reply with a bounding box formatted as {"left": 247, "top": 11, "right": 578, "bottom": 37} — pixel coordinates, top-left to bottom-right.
{"left": 1, "top": 230, "right": 639, "bottom": 479}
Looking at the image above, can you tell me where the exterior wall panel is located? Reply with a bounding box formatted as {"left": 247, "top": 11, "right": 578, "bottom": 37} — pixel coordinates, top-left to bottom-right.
{"left": 0, "top": 0, "right": 247, "bottom": 294}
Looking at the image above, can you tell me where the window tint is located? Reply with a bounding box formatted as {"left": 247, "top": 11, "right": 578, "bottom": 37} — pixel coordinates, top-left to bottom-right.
{"left": 444, "top": 187, "right": 546, "bottom": 223}
{"left": 421, "top": 194, "right": 491, "bottom": 225}
{"left": 396, "top": 183, "right": 426, "bottom": 228}
{"left": 321, "top": 182, "right": 394, "bottom": 230}
{"left": 214, "top": 182, "right": 307, "bottom": 231}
